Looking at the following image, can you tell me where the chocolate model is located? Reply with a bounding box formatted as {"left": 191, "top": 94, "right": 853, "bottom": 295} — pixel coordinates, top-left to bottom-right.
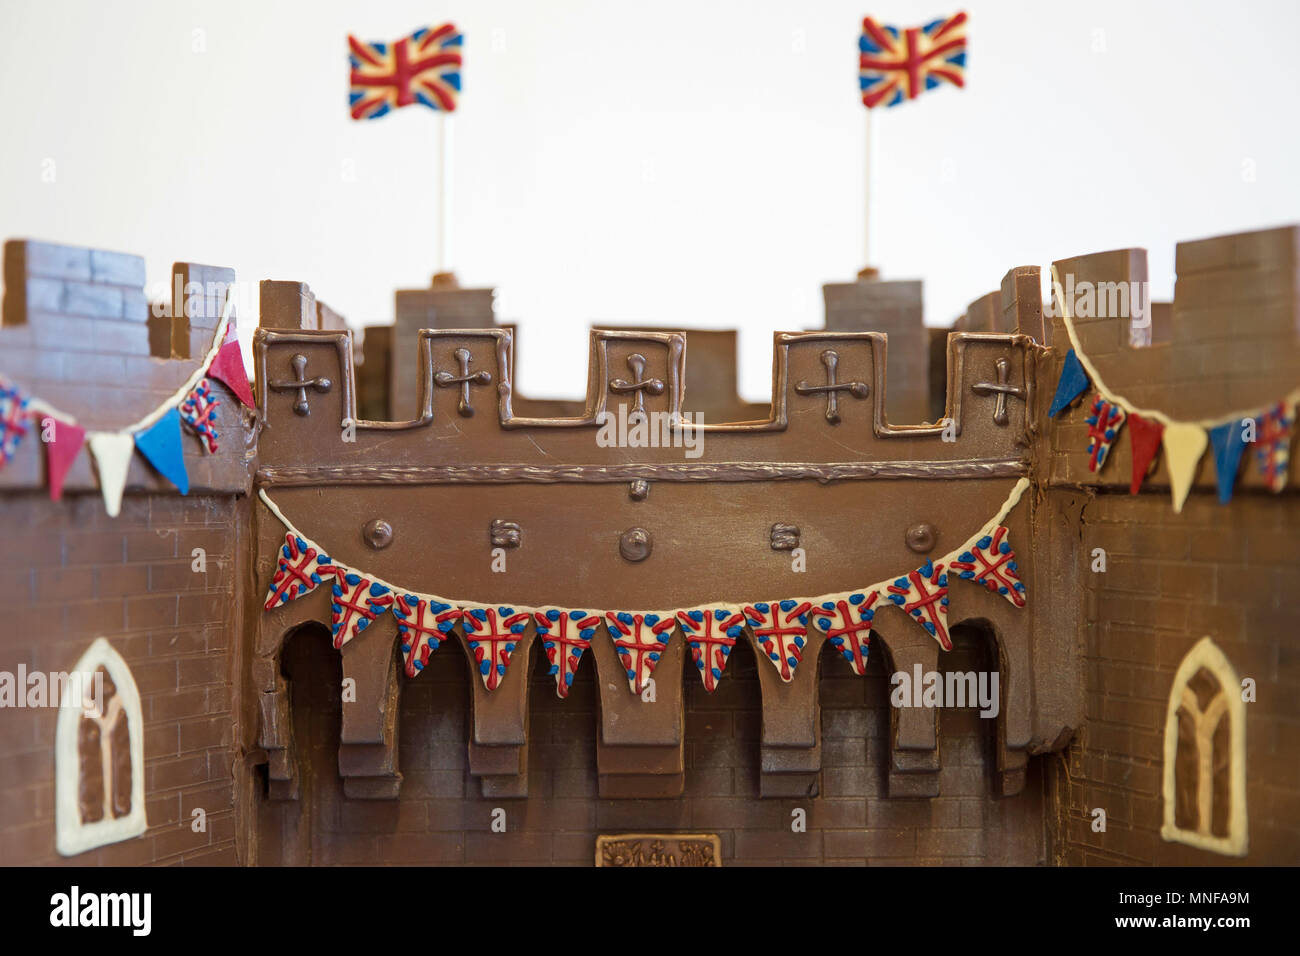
{"left": 0, "top": 224, "right": 1295, "bottom": 866}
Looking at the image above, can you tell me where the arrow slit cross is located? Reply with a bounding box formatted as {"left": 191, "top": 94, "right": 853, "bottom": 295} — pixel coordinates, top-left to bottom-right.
{"left": 434, "top": 348, "right": 493, "bottom": 417}
{"left": 269, "top": 353, "right": 332, "bottom": 416}
{"left": 971, "top": 357, "right": 1027, "bottom": 426}
{"left": 609, "top": 353, "right": 665, "bottom": 423}
{"left": 794, "top": 349, "right": 870, "bottom": 424}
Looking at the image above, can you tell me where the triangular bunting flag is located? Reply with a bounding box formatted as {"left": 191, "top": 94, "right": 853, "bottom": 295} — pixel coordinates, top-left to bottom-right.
{"left": 604, "top": 611, "right": 676, "bottom": 695}
{"left": 327, "top": 571, "right": 394, "bottom": 649}
{"left": 179, "top": 378, "right": 220, "bottom": 453}
{"left": 1048, "top": 349, "right": 1090, "bottom": 417}
{"left": 1253, "top": 401, "right": 1294, "bottom": 493}
{"left": 206, "top": 338, "right": 255, "bottom": 409}
{"left": 0, "top": 376, "right": 31, "bottom": 470}
{"left": 1208, "top": 420, "right": 1249, "bottom": 505}
{"left": 87, "top": 432, "right": 134, "bottom": 517}
{"left": 950, "top": 526, "right": 1026, "bottom": 607}
{"left": 264, "top": 532, "right": 334, "bottom": 609}
{"left": 460, "top": 605, "right": 533, "bottom": 690}
{"left": 534, "top": 608, "right": 601, "bottom": 698}
{"left": 134, "top": 407, "right": 189, "bottom": 495}
{"left": 1127, "top": 413, "right": 1164, "bottom": 494}
{"left": 1163, "top": 423, "right": 1208, "bottom": 514}
{"left": 743, "top": 600, "right": 813, "bottom": 682}
{"left": 809, "top": 590, "right": 877, "bottom": 676}
{"left": 393, "top": 594, "right": 461, "bottom": 678}
{"left": 44, "top": 417, "right": 86, "bottom": 502}
{"left": 885, "top": 559, "right": 952, "bottom": 650}
{"left": 1084, "top": 394, "right": 1126, "bottom": 471}
{"left": 675, "top": 606, "right": 747, "bottom": 693}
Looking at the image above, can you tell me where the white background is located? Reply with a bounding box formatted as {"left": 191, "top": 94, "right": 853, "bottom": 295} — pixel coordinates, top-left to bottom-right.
{"left": 1, "top": 0, "right": 1297, "bottom": 403}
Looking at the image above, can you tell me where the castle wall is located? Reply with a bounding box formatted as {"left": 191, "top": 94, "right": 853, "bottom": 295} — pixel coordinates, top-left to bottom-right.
{"left": 0, "top": 241, "right": 253, "bottom": 865}
{"left": 1044, "top": 226, "right": 1300, "bottom": 865}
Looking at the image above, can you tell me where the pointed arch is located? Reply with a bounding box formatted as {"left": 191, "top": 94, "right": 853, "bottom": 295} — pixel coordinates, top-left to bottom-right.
{"left": 1160, "top": 636, "right": 1247, "bottom": 857}
{"left": 55, "top": 638, "right": 147, "bottom": 856}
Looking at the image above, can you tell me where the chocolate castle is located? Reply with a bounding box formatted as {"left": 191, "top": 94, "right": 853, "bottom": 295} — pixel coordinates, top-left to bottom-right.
{"left": 0, "top": 225, "right": 1295, "bottom": 866}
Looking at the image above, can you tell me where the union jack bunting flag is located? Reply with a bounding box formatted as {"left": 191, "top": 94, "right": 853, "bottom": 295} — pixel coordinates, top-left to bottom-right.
{"left": 676, "top": 607, "right": 747, "bottom": 693}
{"left": 950, "top": 525, "right": 1026, "bottom": 608}
{"left": 393, "top": 594, "right": 461, "bottom": 678}
{"left": 534, "top": 608, "right": 601, "bottom": 698}
{"left": 743, "top": 600, "right": 813, "bottom": 682}
{"left": 811, "top": 591, "right": 877, "bottom": 676}
{"left": 264, "top": 533, "right": 334, "bottom": 610}
{"left": 886, "top": 559, "right": 952, "bottom": 650}
{"left": 179, "top": 378, "right": 220, "bottom": 453}
{"left": 1254, "top": 401, "right": 1295, "bottom": 492}
{"left": 1085, "top": 394, "right": 1127, "bottom": 472}
{"left": 0, "top": 375, "right": 30, "bottom": 469}
{"left": 349, "top": 23, "right": 463, "bottom": 120}
{"left": 859, "top": 11, "right": 967, "bottom": 109}
{"left": 461, "top": 605, "right": 533, "bottom": 691}
{"left": 604, "top": 612, "right": 677, "bottom": 695}
{"left": 328, "top": 572, "right": 394, "bottom": 649}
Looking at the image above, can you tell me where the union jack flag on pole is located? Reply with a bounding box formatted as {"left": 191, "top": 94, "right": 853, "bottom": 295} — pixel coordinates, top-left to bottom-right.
{"left": 859, "top": 11, "right": 967, "bottom": 109}
{"left": 348, "top": 24, "right": 463, "bottom": 119}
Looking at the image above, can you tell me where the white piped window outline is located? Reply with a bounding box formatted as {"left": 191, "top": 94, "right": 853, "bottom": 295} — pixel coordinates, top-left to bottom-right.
{"left": 1160, "top": 635, "right": 1247, "bottom": 857}
{"left": 55, "top": 638, "right": 147, "bottom": 856}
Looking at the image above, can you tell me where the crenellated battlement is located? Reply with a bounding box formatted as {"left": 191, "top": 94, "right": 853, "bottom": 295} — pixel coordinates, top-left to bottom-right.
{"left": 252, "top": 322, "right": 1039, "bottom": 486}
{"left": 1044, "top": 225, "right": 1300, "bottom": 488}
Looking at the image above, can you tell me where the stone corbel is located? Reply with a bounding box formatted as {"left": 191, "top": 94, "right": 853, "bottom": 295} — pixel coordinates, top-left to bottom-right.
{"left": 337, "top": 619, "right": 403, "bottom": 799}
{"left": 871, "top": 624, "right": 942, "bottom": 798}
{"left": 749, "top": 631, "right": 827, "bottom": 798}
{"left": 461, "top": 628, "right": 535, "bottom": 798}
{"left": 589, "top": 632, "right": 685, "bottom": 798}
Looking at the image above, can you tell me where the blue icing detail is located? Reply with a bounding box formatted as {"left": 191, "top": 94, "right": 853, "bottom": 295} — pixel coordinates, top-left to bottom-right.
{"left": 282, "top": 545, "right": 291, "bottom": 558}
{"left": 414, "top": 660, "right": 424, "bottom": 671}
{"left": 779, "top": 599, "right": 797, "bottom": 611}
{"left": 725, "top": 626, "right": 743, "bottom": 638}
{"left": 617, "top": 611, "right": 633, "bottom": 624}
{"left": 644, "top": 613, "right": 659, "bottom": 624}
{"left": 711, "top": 668, "right": 721, "bottom": 679}
{"left": 787, "top": 656, "right": 798, "bottom": 666}
{"left": 769, "top": 652, "right": 779, "bottom": 661}
{"left": 862, "top": 609, "right": 875, "bottom": 621}
{"left": 842, "top": 650, "right": 853, "bottom": 661}
{"left": 849, "top": 593, "right": 864, "bottom": 605}
{"left": 1000, "top": 542, "right": 1012, "bottom": 554}
{"left": 505, "top": 642, "right": 516, "bottom": 653}
{"left": 648, "top": 652, "right": 660, "bottom": 661}
{"left": 438, "top": 621, "right": 454, "bottom": 632}
{"left": 510, "top": 623, "right": 526, "bottom": 633}
{"left": 369, "top": 582, "right": 389, "bottom": 596}
{"left": 688, "top": 610, "right": 704, "bottom": 622}
{"left": 626, "top": 669, "right": 636, "bottom": 679}
{"left": 695, "top": 660, "right": 705, "bottom": 670}
{"left": 894, "top": 578, "right": 909, "bottom": 588}
{"left": 999, "top": 586, "right": 1009, "bottom": 594}
{"left": 344, "top": 573, "right": 361, "bottom": 586}
{"left": 888, "top": 594, "right": 905, "bottom": 605}
{"left": 331, "top": 603, "right": 342, "bottom": 614}
{"left": 403, "top": 593, "right": 418, "bottom": 605}
{"left": 794, "top": 636, "right": 805, "bottom": 648}
{"left": 356, "top": 618, "right": 369, "bottom": 631}
{"left": 960, "top": 551, "right": 975, "bottom": 562}
{"left": 501, "top": 607, "right": 515, "bottom": 615}
{"left": 924, "top": 622, "right": 936, "bottom": 635}
{"left": 579, "top": 628, "right": 595, "bottom": 639}
{"left": 925, "top": 75, "right": 939, "bottom": 90}
{"left": 756, "top": 602, "right": 770, "bottom": 613}
{"left": 938, "top": 574, "right": 948, "bottom": 587}
{"left": 542, "top": 641, "right": 555, "bottom": 649}
{"left": 946, "top": 52, "right": 967, "bottom": 67}
{"left": 714, "top": 609, "right": 728, "bottom": 621}
{"left": 920, "top": 559, "right": 934, "bottom": 575}
{"left": 317, "top": 556, "right": 332, "bottom": 565}
{"left": 565, "top": 673, "right": 575, "bottom": 686}
{"left": 496, "top": 664, "right": 506, "bottom": 676}
{"left": 478, "top": 660, "right": 490, "bottom": 675}
{"left": 821, "top": 602, "right": 834, "bottom": 610}
{"left": 977, "top": 536, "right": 992, "bottom": 550}
{"left": 547, "top": 664, "right": 558, "bottom": 675}
{"left": 816, "top": 619, "right": 832, "bottom": 630}
{"left": 332, "top": 584, "right": 343, "bottom": 597}
{"left": 470, "top": 609, "right": 487, "bottom": 621}
{"left": 572, "top": 611, "right": 587, "bottom": 618}
{"left": 546, "top": 609, "right": 560, "bottom": 620}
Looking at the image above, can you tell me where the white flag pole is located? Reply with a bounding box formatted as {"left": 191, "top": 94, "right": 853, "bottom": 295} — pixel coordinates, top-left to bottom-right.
{"left": 436, "top": 114, "right": 454, "bottom": 277}
{"left": 863, "top": 108, "right": 873, "bottom": 270}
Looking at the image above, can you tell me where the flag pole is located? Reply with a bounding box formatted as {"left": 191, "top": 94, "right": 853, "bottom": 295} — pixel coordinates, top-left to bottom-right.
{"left": 436, "top": 115, "right": 454, "bottom": 279}
{"left": 863, "top": 108, "right": 873, "bottom": 271}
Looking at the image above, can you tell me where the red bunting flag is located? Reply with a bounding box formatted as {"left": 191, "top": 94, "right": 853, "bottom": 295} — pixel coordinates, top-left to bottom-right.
{"left": 1127, "top": 413, "right": 1165, "bottom": 494}
{"left": 44, "top": 417, "right": 86, "bottom": 501}
{"left": 207, "top": 339, "right": 255, "bottom": 409}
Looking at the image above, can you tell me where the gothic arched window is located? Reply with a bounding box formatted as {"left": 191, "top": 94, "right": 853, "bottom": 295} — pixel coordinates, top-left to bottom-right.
{"left": 1160, "top": 636, "right": 1247, "bottom": 857}
{"left": 55, "top": 638, "right": 147, "bottom": 856}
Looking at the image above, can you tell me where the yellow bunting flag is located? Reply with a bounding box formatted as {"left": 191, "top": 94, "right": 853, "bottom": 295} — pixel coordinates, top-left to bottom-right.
{"left": 1162, "top": 423, "right": 1208, "bottom": 514}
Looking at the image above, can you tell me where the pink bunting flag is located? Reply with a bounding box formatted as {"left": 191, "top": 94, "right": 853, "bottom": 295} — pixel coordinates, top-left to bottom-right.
{"left": 44, "top": 417, "right": 86, "bottom": 501}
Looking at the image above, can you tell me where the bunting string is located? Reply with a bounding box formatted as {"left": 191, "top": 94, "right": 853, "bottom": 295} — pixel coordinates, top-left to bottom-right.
{"left": 257, "top": 478, "right": 1031, "bottom": 695}
{"left": 1051, "top": 265, "right": 1300, "bottom": 429}
{"left": 0, "top": 294, "right": 254, "bottom": 515}
{"left": 1049, "top": 264, "right": 1297, "bottom": 507}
